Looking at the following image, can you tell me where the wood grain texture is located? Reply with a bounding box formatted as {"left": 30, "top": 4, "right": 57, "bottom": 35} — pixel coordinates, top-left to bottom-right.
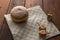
{"left": 7, "top": 0, "right": 25, "bottom": 14}
{"left": 0, "top": 18, "right": 14, "bottom": 40}
{"left": 0, "top": 0, "right": 10, "bottom": 29}
{"left": 53, "top": 0, "right": 60, "bottom": 30}
{"left": 44, "top": 0, "right": 60, "bottom": 30}
{"left": 25, "top": 0, "right": 42, "bottom": 8}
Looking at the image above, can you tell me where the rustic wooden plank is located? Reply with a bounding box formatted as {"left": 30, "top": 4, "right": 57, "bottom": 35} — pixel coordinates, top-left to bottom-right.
{"left": 25, "top": 0, "right": 43, "bottom": 8}
{"left": 0, "top": 18, "right": 14, "bottom": 40}
{"left": 43, "top": 0, "right": 60, "bottom": 30}
{"left": 53, "top": 0, "right": 60, "bottom": 30}
{"left": 43, "top": 0, "right": 55, "bottom": 14}
{"left": 0, "top": 0, "right": 10, "bottom": 29}
{"left": 43, "top": 0, "right": 60, "bottom": 40}
{"left": 7, "top": 0, "right": 25, "bottom": 14}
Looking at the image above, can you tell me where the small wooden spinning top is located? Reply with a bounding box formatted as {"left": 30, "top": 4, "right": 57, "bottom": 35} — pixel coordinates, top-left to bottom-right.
{"left": 47, "top": 13, "right": 52, "bottom": 21}
{"left": 38, "top": 23, "right": 50, "bottom": 37}
{"left": 39, "top": 24, "right": 46, "bottom": 30}
{"left": 39, "top": 30, "right": 50, "bottom": 37}
{"left": 37, "top": 23, "right": 46, "bottom": 30}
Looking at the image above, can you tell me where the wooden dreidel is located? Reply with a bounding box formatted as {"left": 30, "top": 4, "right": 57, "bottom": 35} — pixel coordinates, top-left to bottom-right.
{"left": 39, "top": 24, "right": 46, "bottom": 30}
{"left": 37, "top": 23, "right": 46, "bottom": 30}
{"left": 39, "top": 30, "right": 50, "bottom": 37}
{"left": 39, "top": 30, "right": 46, "bottom": 37}
{"left": 47, "top": 13, "right": 52, "bottom": 21}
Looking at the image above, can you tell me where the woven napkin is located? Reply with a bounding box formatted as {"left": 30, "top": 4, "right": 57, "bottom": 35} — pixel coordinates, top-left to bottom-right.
{"left": 5, "top": 6, "right": 60, "bottom": 40}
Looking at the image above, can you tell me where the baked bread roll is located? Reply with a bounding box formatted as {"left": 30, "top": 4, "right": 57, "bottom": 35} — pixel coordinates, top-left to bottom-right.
{"left": 10, "top": 6, "right": 28, "bottom": 22}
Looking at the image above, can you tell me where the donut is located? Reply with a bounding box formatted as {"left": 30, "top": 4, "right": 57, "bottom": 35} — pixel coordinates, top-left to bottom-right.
{"left": 10, "top": 6, "right": 28, "bottom": 22}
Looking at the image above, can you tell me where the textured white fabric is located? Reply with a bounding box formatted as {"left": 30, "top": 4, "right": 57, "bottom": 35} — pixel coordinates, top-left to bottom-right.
{"left": 5, "top": 6, "right": 60, "bottom": 40}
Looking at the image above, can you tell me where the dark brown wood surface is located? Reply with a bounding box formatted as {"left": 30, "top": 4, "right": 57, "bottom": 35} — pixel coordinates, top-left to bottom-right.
{"left": 0, "top": 0, "right": 10, "bottom": 29}
{"left": 43, "top": 0, "right": 60, "bottom": 31}
{"left": 0, "top": 0, "right": 60, "bottom": 40}
{"left": 25, "top": 0, "right": 43, "bottom": 8}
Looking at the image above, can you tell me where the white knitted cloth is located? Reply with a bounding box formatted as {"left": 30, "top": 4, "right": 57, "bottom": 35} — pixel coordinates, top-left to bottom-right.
{"left": 5, "top": 6, "right": 60, "bottom": 40}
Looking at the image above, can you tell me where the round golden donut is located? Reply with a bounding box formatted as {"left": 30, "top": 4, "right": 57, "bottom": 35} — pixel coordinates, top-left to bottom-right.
{"left": 10, "top": 6, "right": 28, "bottom": 22}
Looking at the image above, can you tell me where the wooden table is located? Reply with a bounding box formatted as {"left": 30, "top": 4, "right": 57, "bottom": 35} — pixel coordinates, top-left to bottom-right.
{"left": 0, "top": 0, "right": 60, "bottom": 40}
